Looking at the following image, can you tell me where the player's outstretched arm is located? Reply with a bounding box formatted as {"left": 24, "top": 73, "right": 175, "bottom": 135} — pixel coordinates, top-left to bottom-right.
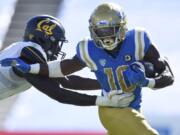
{"left": 25, "top": 74, "right": 96, "bottom": 106}
{"left": 1, "top": 56, "right": 101, "bottom": 90}
{"left": 24, "top": 73, "right": 134, "bottom": 107}
{"left": 59, "top": 75, "right": 101, "bottom": 90}
{"left": 6, "top": 55, "right": 86, "bottom": 78}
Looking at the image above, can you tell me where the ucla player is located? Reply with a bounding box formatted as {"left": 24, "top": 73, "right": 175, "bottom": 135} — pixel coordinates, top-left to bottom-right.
{"left": 2, "top": 3, "right": 174, "bottom": 135}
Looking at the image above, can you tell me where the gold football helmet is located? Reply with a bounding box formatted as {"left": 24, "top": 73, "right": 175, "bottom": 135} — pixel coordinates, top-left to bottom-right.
{"left": 89, "top": 2, "right": 127, "bottom": 50}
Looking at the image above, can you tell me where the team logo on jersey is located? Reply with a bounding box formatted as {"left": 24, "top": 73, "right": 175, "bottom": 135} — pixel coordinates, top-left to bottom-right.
{"left": 99, "top": 59, "right": 106, "bottom": 66}
{"left": 124, "top": 55, "right": 132, "bottom": 62}
{"left": 36, "top": 19, "right": 56, "bottom": 35}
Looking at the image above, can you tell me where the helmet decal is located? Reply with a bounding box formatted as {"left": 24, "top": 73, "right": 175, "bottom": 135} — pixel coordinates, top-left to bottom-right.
{"left": 36, "top": 19, "right": 56, "bottom": 36}
{"left": 23, "top": 15, "right": 68, "bottom": 61}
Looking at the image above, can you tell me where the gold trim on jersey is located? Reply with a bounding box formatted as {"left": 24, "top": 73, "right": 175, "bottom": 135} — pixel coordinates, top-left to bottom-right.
{"left": 26, "top": 47, "right": 46, "bottom": 63}
{"left": 79, "top": 39, "right": 97, "bottom": 70}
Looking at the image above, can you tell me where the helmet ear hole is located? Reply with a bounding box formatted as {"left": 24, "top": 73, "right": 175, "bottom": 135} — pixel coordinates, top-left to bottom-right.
{"left": 50, "top": 36, "right": 56, "bottom": 42}
{"left": 47, "top": 50, "right": 53, "bottom": 56}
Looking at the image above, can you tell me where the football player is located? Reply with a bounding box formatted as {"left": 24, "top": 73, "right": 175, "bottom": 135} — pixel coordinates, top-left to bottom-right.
{"left": 2, "top": 3, "right": 174, "bottom": 135}
{"left": 0, "top": 15, "right": 135, "bottom": 107}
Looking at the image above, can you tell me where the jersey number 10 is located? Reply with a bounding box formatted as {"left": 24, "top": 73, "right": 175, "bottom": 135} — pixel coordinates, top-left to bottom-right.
{"left": 104, "top": 66, "right": 136, "bottom": 92}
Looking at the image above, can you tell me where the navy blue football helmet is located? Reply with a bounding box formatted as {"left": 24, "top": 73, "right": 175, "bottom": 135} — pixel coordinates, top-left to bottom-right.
{"left": 23, "top": 15, "right": 68, "bottom": 60}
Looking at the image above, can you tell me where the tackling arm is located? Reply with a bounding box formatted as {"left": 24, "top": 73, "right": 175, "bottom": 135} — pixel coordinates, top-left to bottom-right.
{"left": 23, "top": 73, "right": 134, "bottom": 107}
{"left": 59, "top": 75, "right": 101, "bottom": 90}
{"left": 24, "top": 74, "right": 98, "bottom": 106}
{"left": 15, "top": 47, "right": 100, "bottom": 105}
{"left": 19, "top": 47, "right": 101, "bottom": 90}
{"left": 26, "top": 55, "right": 86, "bottom": 77}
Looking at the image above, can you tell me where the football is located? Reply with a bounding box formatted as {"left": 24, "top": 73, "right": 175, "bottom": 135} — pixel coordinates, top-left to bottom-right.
{"left": 142, "top": 61, "right": 156, "bottom": 78}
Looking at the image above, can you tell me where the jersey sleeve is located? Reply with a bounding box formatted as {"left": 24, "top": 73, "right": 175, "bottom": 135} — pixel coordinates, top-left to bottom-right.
{"left": 76, "top": 40, "right": 87, "bottom": 65}
{"left": 144, "top": 30, "right": 153, "bottom": 54}
{"left": 13, "top": 46, "right": 47, "bottom": 77}
{"left": 134, "top": 28, "right": 153, "bottom": 60}
{"left": 20, "top": 46, "right": 46, "bottom": 64}
{"left": 76, "top": 38, "right": 97, "bottom": 71}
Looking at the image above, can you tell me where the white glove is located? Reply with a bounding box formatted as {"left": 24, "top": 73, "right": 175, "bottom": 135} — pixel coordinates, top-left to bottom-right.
{"left": 96, "top": 91, "right": 134, "bottom": 108}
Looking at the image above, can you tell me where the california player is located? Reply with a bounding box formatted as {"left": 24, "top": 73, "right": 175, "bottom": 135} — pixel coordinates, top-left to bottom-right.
{"left": 3, "top": 3, "right": 174, "bottom": 135}
{"left": 0, "top": 15, "right": 56, "bottom": 100}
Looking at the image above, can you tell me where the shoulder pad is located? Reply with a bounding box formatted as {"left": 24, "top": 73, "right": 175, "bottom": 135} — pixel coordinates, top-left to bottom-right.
{"left": 20, "top": 46, "right": 46, "bottom": 64}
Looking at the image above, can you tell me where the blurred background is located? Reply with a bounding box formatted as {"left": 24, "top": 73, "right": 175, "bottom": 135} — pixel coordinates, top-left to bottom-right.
{"left": 0, "top": 0, "right": 180, "bottom": 135}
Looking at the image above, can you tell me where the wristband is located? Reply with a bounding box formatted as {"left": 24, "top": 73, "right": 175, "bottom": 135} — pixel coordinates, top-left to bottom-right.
{"left": 147, "top": 78, "right": 155, "bottom": 88}
{"left": 29, "top": 64, "right": 40, "bottom": 74}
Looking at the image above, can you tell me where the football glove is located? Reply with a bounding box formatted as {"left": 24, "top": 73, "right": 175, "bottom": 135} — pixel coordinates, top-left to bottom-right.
{"left": 123, "top": 62, "right": 149, "bottom": 87}
{"left": 0, "top": 58, "right": 31, "bottom": 73}
{"left": 96, "top": 91, "right": 134, "bottom": 107}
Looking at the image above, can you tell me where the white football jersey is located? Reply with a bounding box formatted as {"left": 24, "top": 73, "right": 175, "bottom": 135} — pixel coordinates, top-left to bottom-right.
{"left": 0, "top": 41, "right": 47, "bottom": 100}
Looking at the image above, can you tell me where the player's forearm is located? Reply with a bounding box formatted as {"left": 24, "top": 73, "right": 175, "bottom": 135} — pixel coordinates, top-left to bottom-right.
{"left": 29, "top": 58, "right": 85, "bottom": 78}
{"left": 27, "top": 60, "right": 62, "bottom": 77}
{"left": 154, "top": 74, "right": 174, "bottom": 89}
{"left": 60, "top": 75, "right": 101, "bottom": 90}
{"left": 153, "top": 60, "right": 174, "bottom": 89}
{"left": 42, "top": 86, "right": 97, "bottom": 106}
{"left": 24, "top": 74, "right": 99, "bottom": 106}
{"left": 28, "top": 61, "right": 55, "bottom": 77}
{"left": 24, "top": 74, "right": 130, "bottom": 107}
{"left": 149, "top": 59, "right": 174, "bottom": 89}
{"left": 143, "top": 46, "right": 174, "bottom": 89}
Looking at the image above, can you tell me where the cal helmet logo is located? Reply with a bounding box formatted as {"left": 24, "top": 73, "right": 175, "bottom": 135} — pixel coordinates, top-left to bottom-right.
{"left": 36, "top": 19, "right": 56, "bottom": 35}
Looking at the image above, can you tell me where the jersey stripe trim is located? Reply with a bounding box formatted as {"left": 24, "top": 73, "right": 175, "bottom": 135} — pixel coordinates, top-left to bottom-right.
{"left": 140, "top": 31, "right": 145, "bottom": 60}
{"left": 79, "top": 40, "right": 97, "bottom": 70}
{"left": 29, "top": 42, "right": 48, "bottom": 61}
{"left": 26, "top": 47, "right": 46, "bottom": 63}
{"left": 135, "top": 30, "right": 140, "bottom": 60}
{"left": 135, "top": 29, "right": 145, "bottom": 60}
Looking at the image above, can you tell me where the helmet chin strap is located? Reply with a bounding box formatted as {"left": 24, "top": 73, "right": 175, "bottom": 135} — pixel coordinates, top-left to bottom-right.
{"left": 103, "top": 43, "right": 118, "bottom": 50}
{"left": 102, "top": 38, "right": 118, "bottom": 51}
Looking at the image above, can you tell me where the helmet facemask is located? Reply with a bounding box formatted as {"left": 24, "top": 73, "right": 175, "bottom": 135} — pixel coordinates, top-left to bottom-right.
{"left": 46, "top": 38, "right": 67, "bottom": 61}
{"left": 89, "top": 24, "right": 126, "bottom": 50}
